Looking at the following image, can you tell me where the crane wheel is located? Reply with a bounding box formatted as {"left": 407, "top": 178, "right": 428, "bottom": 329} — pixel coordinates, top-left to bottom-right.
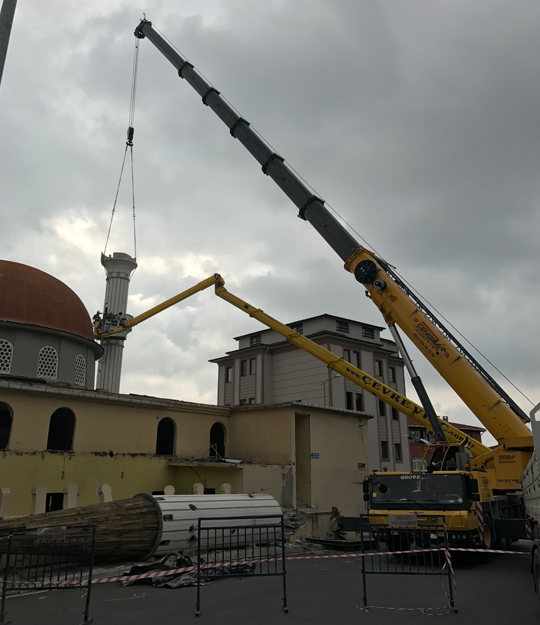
{"left": 482, "top": 516, "right": 495, "bottom": 549}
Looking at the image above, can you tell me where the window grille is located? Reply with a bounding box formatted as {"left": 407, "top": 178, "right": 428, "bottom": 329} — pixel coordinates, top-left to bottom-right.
{"left": 75, "top": 355, "right": 86, "bottom": 385}
{"left": 38, "top": 346, "right": 58, "bottom": 379}
{"left": 0, "top": 339, "right": 13, "bottom": 374}
{"left": 289, "top": 323, "right": 303, "bottom": 334}
{"left": 362, "top": 326, "right": 374, "bottom": 339}
{"left": 336, "top": 319, "right": 349, "bottom": 334}
{"left": 250, "top": 335, "right": 261, "bottom": 347}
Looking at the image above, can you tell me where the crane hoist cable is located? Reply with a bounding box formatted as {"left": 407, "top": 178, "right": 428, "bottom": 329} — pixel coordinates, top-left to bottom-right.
{"left": 103, "top": 37, "right": 140, "bottom": 258}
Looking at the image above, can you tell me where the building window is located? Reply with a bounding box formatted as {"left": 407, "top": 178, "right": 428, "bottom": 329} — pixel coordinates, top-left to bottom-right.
{"left": 248, "top": 397, "right": 255, "bottom": 404}
{"left": 156, "top": 417, "right": 175, "bottom": 455}
{"left": 352, "top": 351, "right": 360, "bottom": 368}
{"left": 391, "top": 407, "right": 399, "bottom": 421}
{"left": 75, "top": 355, "right": 86, "bottom": 385}
{"left": 289, "top": 322, "right": 303, "bottom": 334}
{"left": 378, "top": 399, "right": 386, "bottom": 416}
{"left": 0, "top": 339, "right": 13, "bottom": 374}
{"left": 375, "top": 360, "right": 383, "bottom": 377}
{"left": 249, "top": 358, "right": 256, "bottom": 375}
{"left": 240, "top": 360, "right": 248, "bottom": 376}
{"left": 250, "top": 335, "right": 261, "bottom": 347}
{"left": 336, "top": 319, "right": 349, "bottom": 334}
{"left": 38, "top": 346, "right": 58, "bottom": 379}
{"left": 362, "top": 326, "right": 375, "bottom": 339}
{"left": 46, "top": 408, "right": 75, "bottom": 451}
{"left": 381, "top": 440, "right": 389, "bottom": 460}
{"left": 412, "top": 456, "right": 423, "bottom": 472}
{"left": 46, "top": 493, "right": 64, "bottom": 512}
{"left": 343, "top": 349, "right": 350, "bottom": 362}
{"left": 346, "top": 391, "right": 353, "bottom": 410}
{"left": 0, "top": 402, "right": 13, "bottom": 449}
{"left": 355, "top": 393, "right": 363, "bottom": 412}
{"left": 394, "top": 443, "right": 403, "bottom": 462}
{"left": 225, "top": 366, "right": 233, "bottom": 383}
{"left": 209, "top": 422, "right": 226, "bottom": 459}
{"left": 389, "top": 366, "right": 396, "bottom": 383}
{"left": 239, "top": 398, "right": 247, "bottom": 405}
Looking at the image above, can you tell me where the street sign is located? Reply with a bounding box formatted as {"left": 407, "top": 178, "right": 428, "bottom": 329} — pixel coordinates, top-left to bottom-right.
{"left": 388, "top": 513, "right": 418, "bottom": 528}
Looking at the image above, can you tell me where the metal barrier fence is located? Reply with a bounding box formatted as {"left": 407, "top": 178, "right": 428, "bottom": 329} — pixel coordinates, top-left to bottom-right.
{"left": 0, "top": 525, "right": 96, "bottom": 624}
{"left": 196, "top": 514, "right": 287, "bottom": 616}
{"left": 359, "top": 514, "right": 456, "bottom": 613}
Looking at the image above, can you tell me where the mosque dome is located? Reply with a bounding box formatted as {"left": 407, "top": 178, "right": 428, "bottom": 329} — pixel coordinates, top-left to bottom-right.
{"left": 0, "top": 260, "right": 94, "bottom": 341}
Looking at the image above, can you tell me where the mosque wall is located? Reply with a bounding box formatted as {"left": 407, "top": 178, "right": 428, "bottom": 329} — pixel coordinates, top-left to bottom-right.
{"left": 0, "top": 383, "right": 370, "bottom": 521}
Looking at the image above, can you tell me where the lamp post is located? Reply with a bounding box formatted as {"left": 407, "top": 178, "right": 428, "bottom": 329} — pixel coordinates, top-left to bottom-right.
{"left": 321, "top": 374, "right": 341, "bottom": 407}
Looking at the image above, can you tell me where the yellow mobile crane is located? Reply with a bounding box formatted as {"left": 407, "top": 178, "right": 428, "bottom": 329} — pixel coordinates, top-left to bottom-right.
{"left": 133, "top": 20, "right": 534, "bottom": 546}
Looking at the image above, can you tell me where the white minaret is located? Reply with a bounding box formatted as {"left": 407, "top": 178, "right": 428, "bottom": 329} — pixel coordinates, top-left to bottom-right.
{"left": 96, "top": 252, "right": 137, "bottom": 393}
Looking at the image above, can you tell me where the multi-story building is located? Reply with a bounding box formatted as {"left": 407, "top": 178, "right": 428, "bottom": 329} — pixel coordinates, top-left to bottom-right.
{"left": 210, "top": 314, "right": 410, "bottom": 473}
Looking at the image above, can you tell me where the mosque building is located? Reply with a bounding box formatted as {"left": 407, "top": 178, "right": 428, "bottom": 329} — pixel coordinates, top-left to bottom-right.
{"left": 0, "top": 258, "right": 371, "bottom": 523}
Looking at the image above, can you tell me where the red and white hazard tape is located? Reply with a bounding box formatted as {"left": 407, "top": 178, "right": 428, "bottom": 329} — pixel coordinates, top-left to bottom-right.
{"left": 2, "top": 545, "right": 528, "bottom": 589}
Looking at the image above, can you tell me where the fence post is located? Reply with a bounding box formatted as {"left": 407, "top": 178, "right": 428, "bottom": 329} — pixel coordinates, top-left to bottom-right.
{"left": 82, "top": 526, "right": 96, "bottom": 624}
{"left": 0, "top": 534, "right": 12, "bottom": 624}
{"left": 444, "top": 525, "right": 457, "bottom": 613}
{"left": 280, "top": 515, "right": 288, "bottom": 613}
{"left": 196, "top": 518, "right": 202, "bottom": 617}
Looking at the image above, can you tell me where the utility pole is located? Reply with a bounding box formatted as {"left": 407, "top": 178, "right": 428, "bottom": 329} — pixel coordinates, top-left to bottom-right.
{"left": 0, "top": 0, "right": 17, "bottom": 91}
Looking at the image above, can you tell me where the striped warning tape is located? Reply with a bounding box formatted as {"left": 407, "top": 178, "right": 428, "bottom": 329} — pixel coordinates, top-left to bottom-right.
{"left": 1, "top": 545, "right": 529, "bottom": 589}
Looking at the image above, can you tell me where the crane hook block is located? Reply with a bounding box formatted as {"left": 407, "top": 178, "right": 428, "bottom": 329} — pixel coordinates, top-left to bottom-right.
{"left": 126, "top": 127, "right": 134, "bottom": 146}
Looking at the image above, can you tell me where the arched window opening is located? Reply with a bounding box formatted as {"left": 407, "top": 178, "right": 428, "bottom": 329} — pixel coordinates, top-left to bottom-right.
{"left": 75, "top": 355, "right": 86, "bottom": 386}
{"left": 156, "top": 418, "right": 175, "bottom": 456}
{"left": 0, "top": 402, "right": 13, "bottom": 449}
{"left": 38, "top": 346, "right": 58, "bottom": 380}
{"left": 47, "top": 408, "right": 75, "bottom": 451}
{"left": 209, "top": 422, "right": 226, "bottom": 459}
{"left": 0, "top": 339, "right": 13, "bottom": 374}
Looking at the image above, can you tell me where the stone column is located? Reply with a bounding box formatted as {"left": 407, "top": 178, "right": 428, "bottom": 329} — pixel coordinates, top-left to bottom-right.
{"left": 96, "top": 252, "right": 137, "bottom": 393}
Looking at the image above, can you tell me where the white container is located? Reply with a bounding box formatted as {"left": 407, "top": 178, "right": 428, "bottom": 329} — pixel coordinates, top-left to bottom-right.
{"left": 152, "top": 493, "right": 282, "bottom": 556}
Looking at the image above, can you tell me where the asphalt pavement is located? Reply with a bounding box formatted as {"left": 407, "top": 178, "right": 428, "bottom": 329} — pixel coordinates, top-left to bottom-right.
{"left": 3, "top": 544, "right": 538, "bottom": 624}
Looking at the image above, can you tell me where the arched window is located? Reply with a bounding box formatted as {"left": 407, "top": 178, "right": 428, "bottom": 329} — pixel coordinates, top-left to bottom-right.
{"left": 209, "top": 422, "right": 226, "bottom": 459}
{"left": 156, "top": 417, "right": 176, "bottom": 455}
{"left": 0, "top": 339, "right": 13, "bottom": 374}
{"left": 38, "top": 346, "right": 58, "bottom": 379}
{"left": 0, "top": 402, "right": 13, "bottom": 449}
{"left": 47, "top": 408, "right": 75, "bottom": 451}
{"left": 75, "top": 355, "right": 86, "bottom": 386}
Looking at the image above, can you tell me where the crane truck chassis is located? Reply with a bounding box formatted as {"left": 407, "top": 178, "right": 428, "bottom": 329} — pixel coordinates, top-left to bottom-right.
{"left": 132, "top": 19, "right": 535, "bottom": 552}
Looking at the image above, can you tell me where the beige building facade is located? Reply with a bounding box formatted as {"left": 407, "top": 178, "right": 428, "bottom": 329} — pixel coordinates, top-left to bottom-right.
{"left": 0, "top": 379, "right": 369, "bottom": 518}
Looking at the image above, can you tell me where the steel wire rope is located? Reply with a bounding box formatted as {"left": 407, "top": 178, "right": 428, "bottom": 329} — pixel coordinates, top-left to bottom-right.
{"left": 151, "top": 25, "right": 531, "bottom": 407}
{"left": 103, "top": 37, "right": 140, "bottom": 259}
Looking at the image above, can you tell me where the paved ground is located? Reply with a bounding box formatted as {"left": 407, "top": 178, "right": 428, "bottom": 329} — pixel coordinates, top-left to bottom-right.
{"left": 3, "top": 544, "right": 538, "bottom": 624}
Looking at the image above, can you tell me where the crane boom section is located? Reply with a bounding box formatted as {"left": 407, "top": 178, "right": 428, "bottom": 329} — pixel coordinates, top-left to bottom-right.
{"left": 344, "top": 249, "right": 533, "bottom": 447}
{"left": 213, "top": 281, "right": 490, "bottom": 457}
{"left": 134, "top": 20, "right": 532, "bottom": 450}
{"left": 96, "top": 274, "right": 221, "bottom": 339}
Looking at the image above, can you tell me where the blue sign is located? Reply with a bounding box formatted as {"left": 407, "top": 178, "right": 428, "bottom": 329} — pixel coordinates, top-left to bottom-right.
{"left": 311, "top": 453, "right": 319, "bottom": 459}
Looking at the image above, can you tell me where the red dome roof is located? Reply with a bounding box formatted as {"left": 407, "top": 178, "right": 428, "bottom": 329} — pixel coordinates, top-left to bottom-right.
{"left": 0, "top": 260, "right": 94, "bottom": 341}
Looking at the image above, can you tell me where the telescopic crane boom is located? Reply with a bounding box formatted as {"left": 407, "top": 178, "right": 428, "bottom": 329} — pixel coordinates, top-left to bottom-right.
{"left": 134, "top": 19, "right": 533, "bottom": 458}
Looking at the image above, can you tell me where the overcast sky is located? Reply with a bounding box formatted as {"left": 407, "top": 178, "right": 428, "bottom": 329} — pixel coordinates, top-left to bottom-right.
{"left": 1, "top": 0, "right": 539, "bottom": 443}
